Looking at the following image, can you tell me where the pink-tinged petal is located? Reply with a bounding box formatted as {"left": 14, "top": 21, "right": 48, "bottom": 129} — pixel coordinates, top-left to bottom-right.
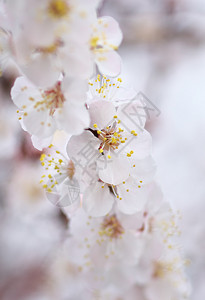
{"left": 54, "top": 102, "right": 90, "bottom": 135}
{"left": 11, "top": 76, "right": 40, "bottom": 109}
{"left": 116, "top": 232, "right": 143, "bottom": 265}
{"left": 62, "top": 76, "right": 88, "bottom": 103}
{"left": 116, "top": 210, "right": 144, "bottom": 231}
{"left": 124, "top": 130, "right": 152, "bottom": 160}
{"left": 144, "top": 182, "right": 164, "bottom": 214}
{"left": 98, "top": 16, "right": 123, "bottom": 47}
{"left": 116, "top": 177, "right": 148, "bottom": 214}
{"left": 145, "top": 279, "right": 176, "bottom": 300}
{"left": 83, "top": 181, "right": 114, "bottom": 217}
{"left": 95, "top": 50, "right": 122, "bottom": 77}
{"left": 60, "top": 46, "right": 94, "bottom": 79}
{"left": 89, "top": 100, "right": 116, "bottom": 129}
{"left": 98, "top": 156, "right": 130, "bottom": 185}
{"left": 21, "top": 55, "right": 60, "bottom": 89}
{"left": 66, "top": 130, "right": 99, "bottom": 163}
{"left": 131, "top": 156, "right": 156, "bottom": 183}
{"left": 23, "top": 109, "right": 56, "bottom": 138}
{"left": 117, "top": 99, "right": 147, "bottom": 132}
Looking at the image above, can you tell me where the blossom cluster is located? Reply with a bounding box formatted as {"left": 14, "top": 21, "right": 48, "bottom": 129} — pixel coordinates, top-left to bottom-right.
{"left": 0, "top": 0, "right": 191, "bottom": 299}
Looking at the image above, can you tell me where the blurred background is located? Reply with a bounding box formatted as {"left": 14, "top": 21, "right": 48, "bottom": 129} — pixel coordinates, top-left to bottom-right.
{"left": 0, "top": 0, "right": 205, "bottom": 299}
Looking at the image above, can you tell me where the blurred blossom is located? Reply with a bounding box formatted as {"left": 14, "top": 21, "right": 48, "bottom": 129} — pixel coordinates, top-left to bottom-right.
{"left": 0, "top": 0, "right": 204, "bottom": 299}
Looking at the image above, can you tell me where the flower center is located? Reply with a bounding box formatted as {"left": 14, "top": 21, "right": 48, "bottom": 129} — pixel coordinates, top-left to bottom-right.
{"left": 98, "top": 122, "right": 122, "bottom": 152}
{"left": 99, "top": 215, "right": 124, "bottom": 239}
{"left": 34, "top": 81, "right": 65, "bottom": 116}
{"left": 93, "top": 120, "right": 127, "bottom": 159}
{"left": 48, "top": 0, "right": 69, "bottom": 19}
{"left": 88, "top": 74, "right": 122, "bottom": 100}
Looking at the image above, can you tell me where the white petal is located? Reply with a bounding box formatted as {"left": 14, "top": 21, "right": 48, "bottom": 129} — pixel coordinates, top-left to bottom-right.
{"left": 117, "top": 210, "right": 144, "bottom": 231}
{"left": 95, "top": 50, "right": 122, "bottom": 77}
{"left": 21, "top": 55, "right": 60, "bottom": 89}
{"left": 23, "top": 109, "right": 56, "bottom": 138}
{"left": 62, "top": 76, "right": 88, "bottom": 103}
{"left": 131, "top": 156, "right": 156, "bottom": 183}
{"left": 98, "top": 156, "right": 130, "bottom": 185}
{"left": 11, "top": 76, "right": 39, "bottom": 109}
{"left": 46, "top": 178, "right": 80, "bottom": 208}
{"left": 31, "top": 135, "right": 53, "bottom": 151}
{"left": 116, "top": 232, "right": 143, "bottom": 265}
{"left": 54, "top": 102, "right": 90, "bottom": 135}
{"left": 66, "top": 130, "right": 99, "bottom": 163}
{"left": 89, "top": 100, "right": 116, "bottom": 129}
{"left": 83, "top": 181, "right": 114, "bottom": 217}
{"left": 124, "top": 130, "right": 152, "bottom": 160}
{"left": 117, "top": 177, "right": 148, "bottom": 214}
{"left": 97, "top": 16, "right": 123, "bottom": 47}
{"left": 117, "top": 99, "right": 147, "bottom": 132}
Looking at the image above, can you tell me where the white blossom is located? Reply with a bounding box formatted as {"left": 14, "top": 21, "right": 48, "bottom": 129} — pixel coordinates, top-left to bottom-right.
{"left": 11, "top": 75, "right": 90, "bottom": 145}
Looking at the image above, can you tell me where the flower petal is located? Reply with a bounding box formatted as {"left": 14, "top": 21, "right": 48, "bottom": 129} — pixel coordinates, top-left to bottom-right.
{"left": 117, "top": 98, "right": 147, "bottom": 132}
{"left": 54, "top": 102, "right": 90, "bottom": 135}
{"left": 11, "top": 76, "right": 40, "bottom": 109}
{"left": 98, "top": 16, "right": 123, "bottom": 47}
{"left": 131, "top": 156, "right": 156, "bottom": 184}
{"left": 124, "top": 130, "right": 152, "bottom": 160}
{"left": 95, "top": 50, "right": 122, "bottom": 77}
{"left": 117, "top": 177, "right": 148, "bottom": 214}
{"left": 83, "top": 181, "right": 114, "bottom": 217}
{"left": 23, "top": 109, "right": 56, "bottom": 138}
{"left": 98, "top": 156, "right": 131, "bottom": 185}
{"left": 89, "top": 100, "right": 116, "bottom": 129}
{"left": 66, "top": 130, "right": 99, "bottom": 163}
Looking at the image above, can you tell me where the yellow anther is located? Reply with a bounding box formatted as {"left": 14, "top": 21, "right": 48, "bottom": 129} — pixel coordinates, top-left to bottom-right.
{"left": 138, "top": 185, "right": 141, "bottom": 188}
{"left": 48, "top": 0, "right": 69, "bottom": 19}
{"left": 126, "top": 189, "right": 129, "bottom": 192}
{"left": 48, "top": 174, "right": 52, "bottom": 178}
{"left": 127, "top": 153, "right": 131, "bottom": 157}
{"left": 97, "top": 130, "right": 101, "bottom": 134}
{"left": 90, "top": 36, "right": 99, "bottom": 48}
{"left": 49, "top": 144, "right": 53, "bottom": 148}
{"left": 56, "top": 150, "right": 60, "bottom": 154}
{"left": 93, "top": 123, "right": 98, "bottom": 128}
{"left": 99, "top": 149, "right": 103, "bottom": 153}
{"left": 113, "top": 115, "right": 118, "bottom": 119}
{"left": 101, "top": 186, "right": 104, "bottom": 188}
{"left": 130, "top": 150, "right": 134, "bottom": 154}
{"left": 108, "top": 155, "right": 111, "bottom": 159}
{"left": 40, "top": 154, "right": 46, "bottom": 162}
